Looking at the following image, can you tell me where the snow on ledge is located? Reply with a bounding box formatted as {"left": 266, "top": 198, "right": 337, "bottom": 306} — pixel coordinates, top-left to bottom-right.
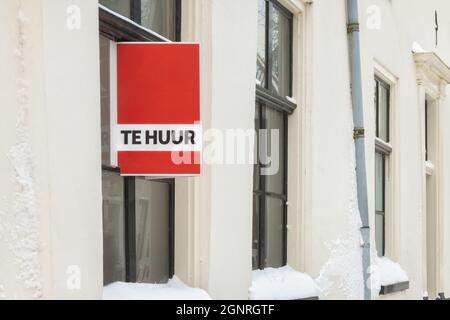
{"left": 285, "top": 96, "right": 297, "bottom": 104}
{"left": 375, "top": 257, "right": 409, "bottom": 287}
{"left": 103, "top": 276, "right": 211, "bottom": 300}
{"left": 249, "top": 266, "right": 320, "bottom": 300}
{"left": 412, "top": 41, "right": 426, "bottom": 53}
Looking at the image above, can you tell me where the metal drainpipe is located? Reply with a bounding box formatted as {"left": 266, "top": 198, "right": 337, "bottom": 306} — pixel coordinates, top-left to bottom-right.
{"left": 346, "top": 0, "right": 371, "bottom": 300}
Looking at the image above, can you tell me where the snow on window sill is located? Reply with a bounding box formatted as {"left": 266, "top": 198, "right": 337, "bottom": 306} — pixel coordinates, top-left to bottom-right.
{"left": 425, "top": 160, "right": 435, "bottom": 176}
{"left": 103, "top": 276, "right": 211, "bottom": 300}
{"left": 373, "top": 257, "right": 409, "bottom": 296}
{"left": 249, "top": 265, "right": 320, "bottom": 300}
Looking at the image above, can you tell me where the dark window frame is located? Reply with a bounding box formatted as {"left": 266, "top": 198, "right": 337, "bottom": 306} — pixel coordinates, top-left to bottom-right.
{"left": 253, "top": 0, "right": 296, "bottom": 270}
{"left": 374, "top": 77, "right": 391, "bottom": 257}
{"left": 100, "top": 0, "right": 180, "bottom": 282}
{"left": 99, "top": 0, "right": 182, "bottom": 42}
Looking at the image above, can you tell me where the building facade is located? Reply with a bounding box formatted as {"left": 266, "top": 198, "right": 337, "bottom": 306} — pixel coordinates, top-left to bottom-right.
{"left": 1, "top": 0, "right": 450, "bottom": 300}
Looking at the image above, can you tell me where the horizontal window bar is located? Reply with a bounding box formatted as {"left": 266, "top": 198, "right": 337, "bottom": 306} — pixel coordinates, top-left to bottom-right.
{"left": 375, "top": 137, "right": 392, "bottom": 155}
{"left": 256, "top": 86, "right": 297, "bottom": 114}
{"left": 253, "top": 190, "right": 287, "bottom": 201}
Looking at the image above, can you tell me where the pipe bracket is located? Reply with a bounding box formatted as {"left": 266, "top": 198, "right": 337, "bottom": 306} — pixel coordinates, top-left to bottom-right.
{"left": 347, "top": 23, "right": 360, "bottom": 33}
{"left": 353, "top": 127, "right": 365, "bottom": 139}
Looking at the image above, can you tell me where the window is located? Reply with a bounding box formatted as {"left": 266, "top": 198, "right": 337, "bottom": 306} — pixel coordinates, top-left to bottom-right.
{"left": 374, "top": 77, "right": 391, "bottom": 257}
{"left": 100, "top": 0, "right": 181, "bottom": 41}
{"left": 253, "top": 0, "right": 295, "bottom": 270}
{"left": 100, "top": 3, "right": 179, "bottom": 283}
{"left": 256, "top": 0, "right": 293, "bottom": 97}
{"left": 102, "top": 172, "right": 175, "bottom": 285}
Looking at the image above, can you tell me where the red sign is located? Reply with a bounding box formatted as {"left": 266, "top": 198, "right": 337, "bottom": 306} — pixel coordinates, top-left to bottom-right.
{"left": 112, "top": 43, "right": 201, "bottom": 176}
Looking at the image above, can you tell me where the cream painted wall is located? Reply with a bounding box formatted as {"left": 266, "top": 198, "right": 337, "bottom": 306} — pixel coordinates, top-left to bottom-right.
{"left": 0, "top": 0, "right": 102, "bottom": 299}
{"left": 42, "top": 0, "right": 103, "bottom": 299}
{"left": 175, "top": 0, "right": 257, "bottom": 300}
{"left": 302, "top": 0, "right": 450, "bottom": 300}
{"left": 358, "top": 0, "right": 450, "bottom": 299}
{"left": 0, "top": 0, "right": 51, "bottom": 299}
{"left": 206, "top": 0, "right": 258, "bottom": 300}
{"left": 305, "top": 0, "right": 365, "bottom": 300}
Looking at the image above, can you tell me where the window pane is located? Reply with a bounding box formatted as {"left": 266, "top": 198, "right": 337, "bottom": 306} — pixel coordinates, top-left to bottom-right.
{"left": 100, "top": 36, "right": 111, "bottom": 166}
{"left": 270, "top": 5, "right": 291, "bottom": 97}
{"left": 375, "top": 152, "right": 384, "bottom": 212}
{"left": 135, "top": 178, "right": 170, "bottom": 283}
{"left": 264, "top": 196, "right": 285, "bottom": 268}
{"left": 102, "top": 171, "right": 126, "bottom": 285}
{"left": 141, "top": 0, "right": 176, "bottom": 40}
{"left": 252, "top": 194, "right": 260, "bottom": 270}
{"left": 378, "top": 83, "right": 389, "bottom": 141}
{"left": 100, "top": 0, "right": 131, "bottom": 18}
{"left": 375, "top": 213, "right": 385, "bottom": 257}
{"left": 256, "top": 0, "right": 266, "bottom": 87}
{"left": 265, "top": 107, "right": 285, "bottom": 195}
{"left": 374, "top": 79, "right": 378, "bottom": 137}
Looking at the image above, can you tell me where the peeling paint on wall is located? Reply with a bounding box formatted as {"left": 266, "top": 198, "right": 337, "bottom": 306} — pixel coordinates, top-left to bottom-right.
{"left": 3, "top": 2, "right": 43, "bottom": 299}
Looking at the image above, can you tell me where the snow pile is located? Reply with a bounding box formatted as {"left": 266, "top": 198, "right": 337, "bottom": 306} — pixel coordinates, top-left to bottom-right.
{"left": 425, "top": 160, "right": 435, "bottom": 171}
{"left": 103, "top": 277, "right": 211, "bottom": 300}
{"left": 249, "top": 266, "right": 320, "bottom": 300}
{"left": 285, "top": 96, "right": 297, "bottom": 104}
{"left": 412, "top": 41, "right": 426, "bottom": 53}
{"left": 374, "top": 257, "right": 409, "bottom": 287}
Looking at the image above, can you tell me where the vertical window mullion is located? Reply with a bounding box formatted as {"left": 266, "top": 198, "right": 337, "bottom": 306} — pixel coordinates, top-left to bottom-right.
{"left": 124, "top": 176, "right": 137, "bottom": 283}
{"left": 259, "top": 105, "right": 267, "bottom": 269}
{"left": 168, "top": 179, "right": 175, "bottom": 278}
{"left": 375, "top": 80, "right": 379, "bottom": 138}
{"left": 266, "top": 0, "right": 273, "bottom": 92}
{"left": 425, "top": 100, "right": 428, "bottom": 161}
{"left": 175, "top": 0, "right": 182, "bottom": 42}
{"left": 387, "top": 85, "right": 391, "bottom": 142}
{"left": 382, "top": 153, "right": 386, "bottom": 256}
{"left": 283, "top": 114, "right": 288, "bottom": 266}
{"left": 288, "top": 15, "right": 294, "bottom": 97}
{"left": 131, "top": 0, "right": 142, "bottom": 24}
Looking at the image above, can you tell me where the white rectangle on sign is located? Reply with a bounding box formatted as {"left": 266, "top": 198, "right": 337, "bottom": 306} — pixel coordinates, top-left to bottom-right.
{"left": 115, "top": 124, "right": 202, "bottom": 152}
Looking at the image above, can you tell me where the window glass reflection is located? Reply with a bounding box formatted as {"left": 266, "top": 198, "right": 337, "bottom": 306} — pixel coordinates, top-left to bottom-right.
{"left": 135, "top": 178, "right": 170, "bottom": 283}
{"left": 141, "top": 0, "right": 176, "bottom": 40}
{"left": 102, "top": 171, "right": 126, "bottom": 285}
{"left": 270, "top": 6, "right": 291, "bottom": 97}
{"left": 100, "top": 0, "right": 131, "bottom": 18}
